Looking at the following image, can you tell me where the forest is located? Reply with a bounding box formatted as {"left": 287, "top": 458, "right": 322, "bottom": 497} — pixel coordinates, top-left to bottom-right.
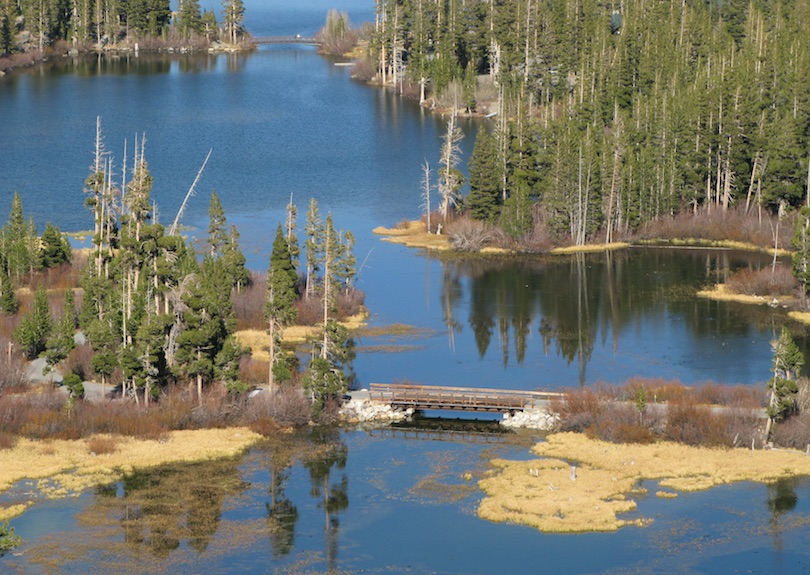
{"left": 0, "top": 0, "right": 246, "bottom": 55}
{"left": 367, "top": 0, "right": 810, "bottom": 252}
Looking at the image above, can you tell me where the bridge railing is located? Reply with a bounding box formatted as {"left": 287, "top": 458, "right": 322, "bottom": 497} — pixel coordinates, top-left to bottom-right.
{"left": 369, "top": 383, "right": 564, "bottom": 411}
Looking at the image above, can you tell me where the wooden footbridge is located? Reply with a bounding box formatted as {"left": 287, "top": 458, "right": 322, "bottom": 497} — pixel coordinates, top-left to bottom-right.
{"left": 253, "top": 36, "right": 319, "bottom": 46}
{"left": 369, "top": 383, "right": 563, "bottom": 414}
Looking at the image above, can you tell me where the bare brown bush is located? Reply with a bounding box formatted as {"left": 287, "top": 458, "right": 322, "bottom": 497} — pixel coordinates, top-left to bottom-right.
{"left": 246, "top": 387, "right": 311, "bottom": 429}
{"left": 725, "top": 265, "right": 795, "bottom": 297}
{"left": 234, "top": 273, "right": 267, "bottom": 331}
{"left": 64, "top": 345, "right": 94, "bottom": 381}
{"left": 0, "top": 432, "right": 18, "bottom": 450}
{"left": 636, "top": 206, "right": 791, "bottom": 249}
{"left": 336, "top": 289, "right": 365, "bottom": 318}
{"left": 663, "top": 397, "right": 729, "bottom": 446}
{"left": 295, "top": 297, "right": 323, "bottom": 326}
{"left": 240, "top": 356, "right": 269, "bottom": 388}
{"left": 589, "top": 403, "right": 657, "bottom": 444}
{"left": 551, "top": 387, "right": 605, "bottom": 432}
{"left": 771, "top": 413, "right": 810, "bottom": 450}
{"left": 86, "top": 436, "right": 118, "bottom": 455}
{"left": 351, "top": 58, "right": 376, "bottom": 82}
{"left": 448, "top": 217, "right": 496, "bottom": 252}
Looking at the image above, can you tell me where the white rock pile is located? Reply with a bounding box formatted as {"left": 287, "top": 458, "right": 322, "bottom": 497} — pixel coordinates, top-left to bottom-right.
{"left": 500, "top": 409, "right": 558, "bottom": 430}
{"left": 340, "top": 397, "right": 414, "bottom": 423}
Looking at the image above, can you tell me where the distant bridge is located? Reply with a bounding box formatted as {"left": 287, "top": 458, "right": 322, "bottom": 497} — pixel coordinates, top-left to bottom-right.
{"left": 369, "top": 383, "right": 563, "bottom": 414}
{"left": 253, "top": 36, "right": 320, "bottom": 46}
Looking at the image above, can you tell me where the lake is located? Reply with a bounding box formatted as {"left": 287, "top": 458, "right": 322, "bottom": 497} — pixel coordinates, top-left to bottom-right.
{"left": 2, "top": 1, "right": 810, "bottom": 573}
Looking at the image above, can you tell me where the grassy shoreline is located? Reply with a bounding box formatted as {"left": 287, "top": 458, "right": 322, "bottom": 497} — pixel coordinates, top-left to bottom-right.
{"left": 0, "top": 427, "right": 263, "bottom": 521}
{"left": 478, "top": 432, "right": 810, "bottom": 533}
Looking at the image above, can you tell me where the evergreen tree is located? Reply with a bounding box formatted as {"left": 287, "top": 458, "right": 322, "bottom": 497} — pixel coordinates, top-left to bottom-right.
{"left": 40, "top": 222, "right": 71, "bottom": 268}
{"left": 304, "top": 198, "right": 324, "bottom": 298}
{"left": 765, "top": 327, "right": 804, "bottom": 440}
{"left": 265, "top": 224, "right": 298, "bottom": 392}
{"left": 222, "top": 0, "right": 245, "bottom": 45}
{"left": 43, "top": 301, "right": 76, "bottom": 381}
{"left": 177, "top": 0, "right": 203, "bottom": 39}
{"left": 303, "top": 319, "right": 353, "bottom": 418}
{"left": 467, "top": 129, "right": 502, "bottom": 222}
{"left": 2, "top": 192, "right": 35, "bottom": 281}
{"left": 0, "top": 261, "right": 17, "bottom": 314}
{"left": 223, "top": 224, "right": 249, "bottom": 292}
{"left": 14, "top": 284, "right": 52, "bottom": 359}
{"left": 207, "top": 191, "right": 228, "bottom": 257}
{"left": 215, "top": 335, "right": 247, "bottom": 393}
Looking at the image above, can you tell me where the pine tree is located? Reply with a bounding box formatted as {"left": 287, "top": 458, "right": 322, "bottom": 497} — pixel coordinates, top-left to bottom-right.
{"left": 0, "top": 260, "right": 17, "bottom": 314}
{"left": 43, "top": 302, "right": 76, "bottom": 382}
{"left": 207, "top": 191, "right": 228, "bottom": 258}
{"left": 467, "top": 129, "right": 502, "bottom": 222}
{"left": 2, "top": 192, "right": 34, "bottom": 281}
{"left": 14, "top": 284, "right": 52, "bottom": 359}
{"left": 765, "top": 327, "right": 804, "bottom": 440}
{"left": 40, "top": 223, "right": 71, "bottom": 268}
{"left": 304, "top": 198, "right": 324, "bottom": 298}
{"left": 177, "top": 0, "right": 203, "bottom": 39}
{"left": 222, "top": 0, "right": 245, "bottom": 45}
{"left": 265, "top": 224, "right": 298, "bottom": 392}
{"left": 223, "top": 224, "right": 249, "bottom": 292}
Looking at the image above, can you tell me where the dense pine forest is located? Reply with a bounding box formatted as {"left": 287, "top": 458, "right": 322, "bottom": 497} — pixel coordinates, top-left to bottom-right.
{"left": 368, "top": 0, "right": 810, "bottom": 251}
{"left": 0, "top": 0, "right": 245, "bottom": 56}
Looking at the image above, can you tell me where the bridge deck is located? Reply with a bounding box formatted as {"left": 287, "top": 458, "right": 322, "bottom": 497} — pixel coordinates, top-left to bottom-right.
{"left": 369, "top": 383, "right": 563, "bottom": 413}
{"left": 253, "top": 36, "right": 319, "bottom": 45}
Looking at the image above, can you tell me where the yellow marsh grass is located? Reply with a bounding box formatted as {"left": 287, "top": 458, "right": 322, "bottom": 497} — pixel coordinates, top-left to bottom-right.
{"left": 235, "top": 311, "right": 368, "bottom": 361}
{"left": 0, "top": 428, "right": 262, "bottom": 519}
{"left": 373, "top": 222, "right": 451, "bottom": 251}
{"left": 696, "top": 283, "right": 790, "bottom": 306}
{"left": 789, "top": 311, "right": 810, "bottom": 325}
{"left": 550, "top": 242, "right": 630, "bottom": 255}
{"left": 478, "top": 432, "right": 810, "bottom": 533}
{"left": 638, "top": 238, "right": 790, "bottom": 255}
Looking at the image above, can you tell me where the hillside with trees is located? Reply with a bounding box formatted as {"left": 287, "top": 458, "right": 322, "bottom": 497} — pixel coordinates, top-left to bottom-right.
{"left": 367, "top": 0, "right": 810, "bottom": 255}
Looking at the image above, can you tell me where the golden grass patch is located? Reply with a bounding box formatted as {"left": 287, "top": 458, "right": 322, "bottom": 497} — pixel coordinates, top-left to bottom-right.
{"left": 373, "top": 222, "right": 451, "bottom": 251}
{"left": 478, "top": 432, "right": 810, "bottom": 533}
{"left": 789, "top": 311, "right": 810, "bottom": 325}
{"left": 236, "top": 311, "right": 368, "bottom": 361}
{"left": 696, "top": 283, "right": 774, "bottom": 305}
{"left": 0, "top": 428, "right": 262, "bottom": 519}
{"left": 638, "top": 238, "right": 790, "bottom": 255}
{"left": 550, "top": 242, "right": 630, "bottom": 255}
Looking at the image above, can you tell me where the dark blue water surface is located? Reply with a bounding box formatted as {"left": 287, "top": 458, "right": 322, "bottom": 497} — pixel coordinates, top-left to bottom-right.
{"left": 3, "top": 1, "right": 810, "bottom": 573}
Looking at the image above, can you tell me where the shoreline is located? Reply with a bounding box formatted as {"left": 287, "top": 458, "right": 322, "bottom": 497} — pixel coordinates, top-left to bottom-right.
{"left": 478, "top": 432, "right": 810, "bottom": 533}
{"left": 0, "top": 427, "right": 263, "bottom": 521}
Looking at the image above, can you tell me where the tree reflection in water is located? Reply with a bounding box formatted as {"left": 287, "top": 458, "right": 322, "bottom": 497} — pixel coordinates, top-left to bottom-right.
{"left": 94, "top": 458, "right": 248, "bottom": 558}
{"left": 304, "top": 427, "right": 349, "bottom": 572}
{"left": 438, "top": 247, "right": 797, "bottom": 384}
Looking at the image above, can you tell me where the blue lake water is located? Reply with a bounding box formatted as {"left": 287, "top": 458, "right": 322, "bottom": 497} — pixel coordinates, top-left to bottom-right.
{"left": 2, "top": 1, "right": 810, "bottom": 573}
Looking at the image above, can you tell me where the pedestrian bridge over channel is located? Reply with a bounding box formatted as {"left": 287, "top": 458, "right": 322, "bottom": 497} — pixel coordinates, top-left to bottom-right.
{"left": 368, "top": 383, "right": 563, "bottom": 414}
{"left": 253, "top": 36, "right": 319, "bottom": 46}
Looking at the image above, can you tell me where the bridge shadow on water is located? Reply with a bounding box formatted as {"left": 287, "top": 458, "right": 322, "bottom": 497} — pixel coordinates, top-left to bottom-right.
{"left": 369, "top": 413, "right": 527, "bottom": 444}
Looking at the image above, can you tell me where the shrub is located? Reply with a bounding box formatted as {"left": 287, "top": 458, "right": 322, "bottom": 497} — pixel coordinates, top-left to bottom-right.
{"left": 770, "top": 413, "right": 810, "bottom": 450}
{"left": 0, "top": 432, "right": 17, "bottom": 450}
{"left": 448, "top": 217, "right": 496, "bottom": 252}
{"left": 64, "top": 345, "right": 94, "bottom": 381}
{"left": 551, "top": 387, "right": 603, "bottom": 432}
{"left": 0, "top": 520, "right": 21, "bottom": 556}
{"left": 662, "top": 397, "right": 742, "bottom": 447}
{"left": 725, "top": 265, "right": 795, "bottom": 297}
{"left": 86, "top": 436, "right": 118, "bottom": 455}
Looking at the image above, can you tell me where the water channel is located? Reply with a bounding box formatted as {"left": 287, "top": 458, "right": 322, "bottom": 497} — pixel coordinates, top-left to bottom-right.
{"left": 2, "top": 1, "right": 810, "bottom": 573}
